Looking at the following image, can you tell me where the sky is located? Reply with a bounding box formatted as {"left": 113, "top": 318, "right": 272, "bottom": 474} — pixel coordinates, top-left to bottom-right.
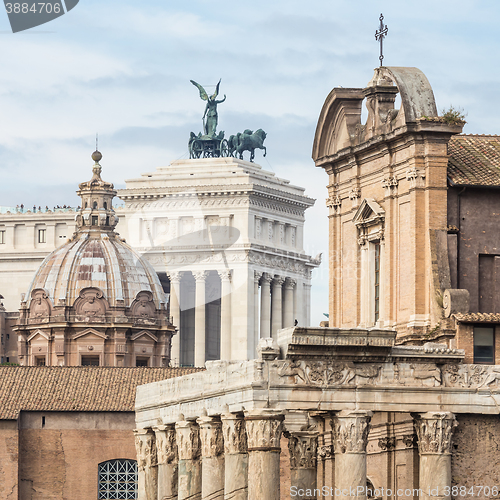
{"left": 0, "top": 0, "right": 499, "bottom": 325}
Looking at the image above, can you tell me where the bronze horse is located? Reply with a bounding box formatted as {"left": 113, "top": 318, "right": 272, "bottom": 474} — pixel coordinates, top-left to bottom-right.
{"left": 229, "top": 129, "right": 267, "bottom": 162}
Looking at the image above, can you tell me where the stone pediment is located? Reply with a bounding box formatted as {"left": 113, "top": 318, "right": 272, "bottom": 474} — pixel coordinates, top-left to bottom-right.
{"left": 353, "top": 199, "right": 385, "bottom": 227}
{"left": 130, "top": 330, "right": 158, "bottom": 343}
{"left": 72, "top": 328, "right": 108, "bottom": 341}
{"left": 27, "top": 329, "right": 51, "bottom": 342}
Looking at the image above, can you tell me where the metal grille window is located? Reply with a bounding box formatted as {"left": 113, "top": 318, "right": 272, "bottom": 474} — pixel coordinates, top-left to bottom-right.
{"left": 98, "top": 459, "right": 138, "bottom": 499}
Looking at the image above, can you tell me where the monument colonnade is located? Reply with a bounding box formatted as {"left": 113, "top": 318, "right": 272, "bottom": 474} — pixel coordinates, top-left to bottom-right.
{"left": 167, "top": 269, "right": 300, "bottom": 366}
{"left": 134, "top": 409, "right": 456, "bottom": 500}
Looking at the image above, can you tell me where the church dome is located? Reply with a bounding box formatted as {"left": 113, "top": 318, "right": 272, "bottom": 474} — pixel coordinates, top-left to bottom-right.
{"left": 25, "top": 151, "right": 166, "bottom": 310}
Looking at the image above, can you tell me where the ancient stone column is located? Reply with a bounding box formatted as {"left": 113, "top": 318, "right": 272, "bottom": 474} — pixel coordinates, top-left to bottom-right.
{"left": 245, "top": 410, "right": 284, "bottom": 500}
{"left": 198, "top": 416, "right": 225, "bottom": 500}
{"left": 221, "top": 413, "right": 248, "bottom": 500}
{"left": 271, "top": 276, "right": 285, "bottom": 337}
{"left": 283, "top": 278, "right": 296, "bottom": 328}
{"left": 168, "top": 271, "right": 182, "bottom": 366}
{"left": 134, "top": 429, "right": 158, "bottom": 500}
{"left": 288, "top": 431, "right": 319, "bottom": 500}
{"left": 176, "top": 419, "right": 201, "bottom": 500}
{"left": 154, "top": 425, "right": 178, "bottom": 500}
{"left": 218, "top": 270, "right": 232, "bottom": 360}
{"left": 414, "top": 412, "right": 457, "bottom": 500}
{"left": 194, "top": 271, "right": 208, "bottom": 367}
{"left": 254, "top": 272, "right": 262, "bottom": 342}
{"left": 332, "top": 410, "right": 372, "bottom": 500}
{"left": 260, "top": 273, "right": 272, "bottom": 338}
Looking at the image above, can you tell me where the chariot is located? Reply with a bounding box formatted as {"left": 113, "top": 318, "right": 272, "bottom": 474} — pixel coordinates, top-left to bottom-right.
{"left": 188, "top": 132, "right": 230, "bottom": 159}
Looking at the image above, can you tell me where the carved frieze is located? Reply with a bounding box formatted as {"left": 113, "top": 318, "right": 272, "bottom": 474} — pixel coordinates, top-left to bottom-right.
{"left": 245, "top": 412, "right": 284, "bottom": 451}
{"left": 198, "top": 417, "right": 224, "bottom": 458}
{"left": 414, "top": 412, "right": 457, "bottom": 455}
{"left": 175, "top": 420, "right": 201, "bottom": 461}
{"left": 288, "top": 432, "right": 318, "bottom": 469}
{"left": 332, "top": 411, "right": 372, "bottom": 454}
{"left": 221, "top": 414, "right": 248, "bottom": 455}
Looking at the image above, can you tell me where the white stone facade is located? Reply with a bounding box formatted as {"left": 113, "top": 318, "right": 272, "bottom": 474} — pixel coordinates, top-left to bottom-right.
{"left": 117, "top": 157, "right": 319, "bottom": 365}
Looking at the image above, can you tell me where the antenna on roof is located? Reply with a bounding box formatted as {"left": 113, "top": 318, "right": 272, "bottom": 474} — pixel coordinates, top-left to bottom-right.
{"left": 96, "top": 133, "right": 98, "bottom": 151}
{"left": 375, "top": 14, "right": 388, "bottom": 67}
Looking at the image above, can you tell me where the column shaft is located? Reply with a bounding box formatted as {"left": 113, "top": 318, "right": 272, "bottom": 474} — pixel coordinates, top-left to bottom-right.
{"left": 254, "top": 272, "right": 262, "bottom": 348}
{"left": 282, "top": 279, "right": 296, "bottom": 328}
{"left": 198, "top": 416, "right": 225, "bottom": 500}
{"left": 168, "top": 272, "right": 181, "bottom": 366}
{"left": 154, "top": 425, "right": 178, "bottom": 500}
{"left": 271, "top": 277, "right": 284, "bottom": 337}
{"left": 245, "top": 410, "right": 284, "bottom": 500}
{"left": 194, "top": 271, "right": 208, "bottom": 367}
{"left": 414, "top": 412, "right": 457, "bottom": 500}
{"left": 176, "top": 420, "right": 201, "bottom": 500}
{"left": 222, "top": 413, "right": 248, "bottom": 500}
{"left": 332, "top": 410, "right": 372, "bottom": 500}
{"left": 134, "top": 429, "right": 158, "bottom": 500}
{"left": 260, "top": 274, "right": 272, "bottom": 338}
{"left": 288, "top": 431, "right": 319, "bottom": 500}
{"left": 218, "top": 271, "right": 232, "bottom": 360}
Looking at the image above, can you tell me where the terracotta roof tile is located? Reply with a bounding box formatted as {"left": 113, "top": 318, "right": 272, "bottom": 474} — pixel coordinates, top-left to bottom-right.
{"left": 0, "top": 366, "right": 202, "bottom": 420}
{"left": 453, "top": 312, "right": 500, "bottom": 323}
{"left": 448, "top": 135, "right": 500, "bottom": 186}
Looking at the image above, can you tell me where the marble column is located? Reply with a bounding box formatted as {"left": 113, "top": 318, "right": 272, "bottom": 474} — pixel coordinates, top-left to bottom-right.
{"left": 134, "top": 429, "right": 158, "bottom": 500}
{"left": 254, "top": 272, "right": 262, "bottom": 344}
{"left": 282, "top": 278, "right": 296, "bottom": 328}
{"left": 245, "top": 410, "right": 284, "bottom": 500}
{"left": 332, "top": 410, "right": 372, "bottom": 500}
{"left": 218, "top": 270, "right": 232, "bottom": 361}
{"left": 194, "top": 271, "right": 208, "bottom": 367}
{"left": 176, "top": 419, "right": 202, "bottom": 500}
{"left": 198, "top": 416, "right": 225, "bottom": 500}
{"left": 260, "top": 273, "right": 272, "bottom": 338}
{"left": 221, "top": 413, "right": 248, "bottom": 500}
{"left": 414, "top": 412, "right": 457, "bottom": 500}
{"left": 168, "top": 271, "right": 182, "bottom": 366}
{"left": 271, "top": 276, "right": 285, "bottom": 337}
{"left": 288, "top": 431, "right": 319, "bottom": 500}
{"left": 154, "top": 425, "right": 178, "bottom": 500}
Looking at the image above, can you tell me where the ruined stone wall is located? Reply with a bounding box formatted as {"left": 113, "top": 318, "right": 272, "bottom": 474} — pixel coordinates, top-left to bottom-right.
{"left": 452, "top": 414, "right": 500, "bottom": 493}
{"left": 18, "top": 411, "right": 136, "bottom": 500}
{"left": 0, "top": 420, "right": 18, "bottom": 500}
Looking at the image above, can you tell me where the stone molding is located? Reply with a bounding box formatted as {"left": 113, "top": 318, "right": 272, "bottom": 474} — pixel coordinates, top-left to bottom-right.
{"left": 221, "top": 414, "right": 248, "bottom": 455}
{"left": 197, "top": 416, "right": 224, "bottom": 458}
{"left": 402, "top": 434, "right": 417, "bottom": 449}
{"left": 288, "top": 432, "right": 318, "bottom": 469}
{"left": 154, "top": 424, "right": 177, "bottom": 465}
{"left": 406, "top": 167, "right": 426, "bottom": 188}
{"left": 317, "top": 445, "right": 334, "bottom": 460}
{"left": 377, "top": 437, "right": 396, "bottom": 451}
{"left": 134, "top": 429, "right": 157, "bottom": 471}
{"left": 332, "top": 410, "right": 372, "bottom": 454}
{"left": 245, "top": 411, "right": 284, "bottom": 451}
{"left": 175, "top": 420, "right": 201, "bottom": 461}
{"left": 413, "top": 412, "right": 457, "bottom": 455}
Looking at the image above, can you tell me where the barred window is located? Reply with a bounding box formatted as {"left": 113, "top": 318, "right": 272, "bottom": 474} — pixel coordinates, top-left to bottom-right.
{"left": 98, "top": 459, "right": 137, "bottom": 499}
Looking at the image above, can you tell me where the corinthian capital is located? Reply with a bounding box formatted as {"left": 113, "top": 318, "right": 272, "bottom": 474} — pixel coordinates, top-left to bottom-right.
{"left": 332, "top": 410, "right": 372, "bottom": 454}
{"left": 221, "top": 413, "right": 248, "bottom": 454}
{"left": 134, "top": 429, "right": 157, "bottom": 471}
{"left": 198, "top": 416, "right": 224, "bottom": 458}
{"left": 288, "top": 432, "right": 318, "bottom": 469}
{"left": 413, "top": 412, "right": 457, "bottom": 455}
{"left": 245, "top": 410, "right": 284, "bottom": 451}
{"left": 175, "top": 420, "right": 200, "bottom": 461}
{"left": 153, "top": 425, "right": 177, "bottom": 465}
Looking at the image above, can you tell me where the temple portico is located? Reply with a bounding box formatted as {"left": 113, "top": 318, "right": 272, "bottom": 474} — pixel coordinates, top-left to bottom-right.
{"left": 135, "top": 327, "right": 500, "bottom": 499}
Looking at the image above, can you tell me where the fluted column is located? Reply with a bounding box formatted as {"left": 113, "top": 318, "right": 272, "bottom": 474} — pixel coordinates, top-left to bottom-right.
{"left": 194, "top": 271, "right": 208, "bottom": 367}
{"left": 154, "top": 425, "right": 178, "bottom": 500}
{"left": 168, "top": 271, "right": 182, "bottom": 366}
{"left": 260, "top": 273, "right": 272, "bottom": 338}
{"left": 176, "top": 419, "right": 201, "bottom": 500}
{"left": 221, "top": 413, "right": 248, "bottom": 500}
{"left": 288, "top": 431, "right": 319, "bottom": 500}
{"left": 271, "top": 276, "right": 285, "bottom": 337}
{"left": 332, "top": 410, "right": 372, "bottom": 500}
{"left": 414, "top": 412, "right": 457, "bottom": 500}
{"left": 282, "top": 278, "right": 296, "bottom": 328}
{"left": 134, "top": 429, "right": 158, "bottom": 500}
{"left": 254, "top": 272, "right": 262, "bottom": 344}
{"left": 198, "top": 416, "right": 225, "bottom": 500}
{"left": 218, "top": 270, "right": 232, "bottom": 360}
{"left": 245, "top": 410, "right": 284, "bottom": 500}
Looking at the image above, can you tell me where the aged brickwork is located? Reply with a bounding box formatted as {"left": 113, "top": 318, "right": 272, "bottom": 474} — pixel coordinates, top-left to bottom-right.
{"left": 0, "top": 421, "right": 18, "bottom": 500}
